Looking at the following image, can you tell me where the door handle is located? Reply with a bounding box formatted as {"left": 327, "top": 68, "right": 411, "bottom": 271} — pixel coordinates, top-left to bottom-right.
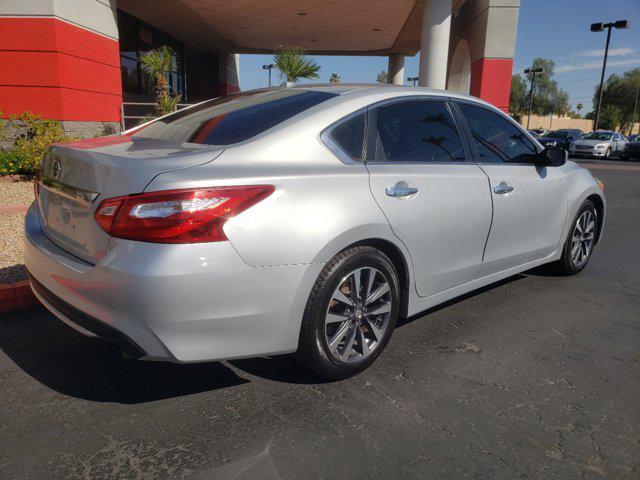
{"left": 493, "top": 182, "right": 514, "bottom": 195}
{"left": 386, "top": 184, "right": 419, "bottom": 198}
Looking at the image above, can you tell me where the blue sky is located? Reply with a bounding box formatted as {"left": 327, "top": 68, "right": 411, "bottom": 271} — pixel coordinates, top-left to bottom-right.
{"left": 238, "top": 0, "right": 640, "bottom": 113}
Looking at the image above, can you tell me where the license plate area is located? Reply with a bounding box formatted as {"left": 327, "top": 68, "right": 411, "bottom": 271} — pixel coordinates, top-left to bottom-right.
{"left": 39, "top": 180, "right": 98, "bottom": 249}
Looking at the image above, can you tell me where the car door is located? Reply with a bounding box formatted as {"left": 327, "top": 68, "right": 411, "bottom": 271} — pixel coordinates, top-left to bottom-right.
{"left": 366, "top": 98, "right": 492, "bottom": 297}
{"left": 453, "top": 101, "right": 568, "bottom": 276}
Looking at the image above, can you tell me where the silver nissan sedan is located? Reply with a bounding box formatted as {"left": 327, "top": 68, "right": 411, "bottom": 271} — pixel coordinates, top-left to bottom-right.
{"left": 25, "top": 84, "right": 606, "bottom": 379}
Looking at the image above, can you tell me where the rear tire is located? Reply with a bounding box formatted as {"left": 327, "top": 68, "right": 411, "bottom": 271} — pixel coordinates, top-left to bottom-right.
{"left": 552, "top": 200, "right": 598, "bottom": 275}
{"left": 296, "top": 246, "right": 400, "bottom": 380}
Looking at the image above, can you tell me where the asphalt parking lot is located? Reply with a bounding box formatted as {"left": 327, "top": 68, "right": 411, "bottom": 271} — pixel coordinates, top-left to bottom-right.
{"left": 1, "top": 160, "right": 638, "bottom": 480}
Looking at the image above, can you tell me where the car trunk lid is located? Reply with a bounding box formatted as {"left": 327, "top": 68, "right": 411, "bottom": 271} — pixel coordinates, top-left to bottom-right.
{"left": 36, "top": 136, "right": 224, "bottom": 263}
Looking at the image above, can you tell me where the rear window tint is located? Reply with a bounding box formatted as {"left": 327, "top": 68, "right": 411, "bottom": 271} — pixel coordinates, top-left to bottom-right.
{"left": 132, "top": 90, "right": 337, "bottom": 145}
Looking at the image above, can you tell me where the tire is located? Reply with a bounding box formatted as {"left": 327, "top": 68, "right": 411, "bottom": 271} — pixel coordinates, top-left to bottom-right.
{"left": 296, "top": 246, "right": 400, "bottom": 380}
{"left": 552, "top": 200, "right": 598, "bottom": 275}
{"left": 605, "top": 148, "right": 611, "bottom": 158}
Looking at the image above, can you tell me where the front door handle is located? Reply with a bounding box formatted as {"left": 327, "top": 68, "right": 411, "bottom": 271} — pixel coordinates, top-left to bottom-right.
{"left": 386, "top": 184, "right": 419, "bottom": 198}
{"left": 493, "top": 182, "right": 514, "bottom": 195}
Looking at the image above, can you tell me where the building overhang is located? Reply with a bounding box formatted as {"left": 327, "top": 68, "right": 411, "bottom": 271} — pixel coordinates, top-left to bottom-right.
{"left": 116, "top": 0, "right": 464, "bottom": 55}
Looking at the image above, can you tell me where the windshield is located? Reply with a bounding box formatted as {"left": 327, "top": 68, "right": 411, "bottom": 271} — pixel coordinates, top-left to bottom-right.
{"left": 543, "top": 131, "right": 569, "bottom": 139}
{"left": 132, "top": 90, "right": 337, "bottom": 145}
{"left": 582, "top": 132, "right": 612, "bottom": 141}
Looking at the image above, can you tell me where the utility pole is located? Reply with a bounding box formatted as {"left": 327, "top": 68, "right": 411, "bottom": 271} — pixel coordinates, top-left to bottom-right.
{"left": 632, "top": 89, "right": 639, "bottom": 134}
{"left": 591, "top": 20, "right": 629, "bottom": 131}
{"left": 407, "top": 76, "right": 419, "bottom": 86}
{"left": 262, "top": 64, "right": 274, "bottom": 87}
{"left": 524, "top": 67, "right": 543, "bottom": 130}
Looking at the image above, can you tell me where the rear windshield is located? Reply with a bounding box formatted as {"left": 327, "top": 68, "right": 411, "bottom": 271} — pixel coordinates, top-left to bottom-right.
{"left": 582, "top": 132, "right": 612, "bottom": 141}
{"left": 132, "top": 90, "right": 337, "bottom": 145}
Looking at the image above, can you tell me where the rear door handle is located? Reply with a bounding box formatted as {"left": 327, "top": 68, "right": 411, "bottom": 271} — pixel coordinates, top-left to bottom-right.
{"left": 493, "top": 182, "right": 514, "bottom": 195}
{"left": 386, "top": 184, "right": 419, "bottom": 198}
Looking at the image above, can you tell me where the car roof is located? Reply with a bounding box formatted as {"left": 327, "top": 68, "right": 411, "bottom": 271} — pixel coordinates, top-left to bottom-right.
{"left": 262, "top": 82, "right": 499, "bottom": 109}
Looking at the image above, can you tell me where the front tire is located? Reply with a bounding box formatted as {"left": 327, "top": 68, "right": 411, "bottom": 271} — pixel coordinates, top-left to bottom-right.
{"left": 296, "top": 246, "right": 400, "bottom": 380}
{"left": 552, "top": 200, "right": 598, "bottom": 275}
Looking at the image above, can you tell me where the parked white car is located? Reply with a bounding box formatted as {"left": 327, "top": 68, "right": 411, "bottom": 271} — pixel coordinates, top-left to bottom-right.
{"left": 25, "top": 85, "right": 606, "bottom": 379}
{"left": 570, "top": 130, "right": 627, "bottom": 158}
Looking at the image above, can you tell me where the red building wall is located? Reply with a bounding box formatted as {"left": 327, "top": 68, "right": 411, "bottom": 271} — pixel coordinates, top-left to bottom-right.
{"left": 0, "top": 17, "right": 122, "bottom": 122}
{"left": 470, "top": 58, "right": 514, "bottom": 113}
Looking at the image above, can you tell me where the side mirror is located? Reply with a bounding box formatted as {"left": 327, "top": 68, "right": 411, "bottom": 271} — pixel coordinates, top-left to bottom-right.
{"left": 539, "top": 147, "right": 566, "bottom": 167}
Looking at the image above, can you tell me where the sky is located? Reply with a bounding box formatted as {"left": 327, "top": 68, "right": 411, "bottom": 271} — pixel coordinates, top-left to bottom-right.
{"left": 238, "top": 0, "right": 640, "bottom": 113}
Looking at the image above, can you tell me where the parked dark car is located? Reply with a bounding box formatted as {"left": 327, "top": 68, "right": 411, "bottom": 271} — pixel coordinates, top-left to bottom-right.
{"left": 622, "top": 139, "right": 640, "bottom": 161}
{"left": 628, "top": 134, "right": 639, "bottom": 142}
{"left": 537, "top": 129, "right": 584, "bottom": 151}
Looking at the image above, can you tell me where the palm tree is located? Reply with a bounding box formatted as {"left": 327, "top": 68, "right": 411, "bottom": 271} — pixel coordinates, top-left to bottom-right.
{"left": 329, "top": 73, "right": 341, "bottom": 83}
{"left": 140, "top": 46, "right": 181, "bottom": 116}
{"left": 273, "top": 46, "right": 320, "bottom": 83}
{"left": 576, "top": 103, "right": 583, "bottom": 116}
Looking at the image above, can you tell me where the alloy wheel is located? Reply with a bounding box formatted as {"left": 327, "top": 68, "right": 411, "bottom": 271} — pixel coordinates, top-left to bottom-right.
{"left": 570, "top": 210, "right": 595, "bottom": 268}
{"left": 324, "top": 267, "right": 392, "bottom": 363}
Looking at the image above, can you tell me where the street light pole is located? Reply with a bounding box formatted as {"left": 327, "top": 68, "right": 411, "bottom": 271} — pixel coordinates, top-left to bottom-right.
{"left": 407, "top": 76, "right": 419, "bottom": 86}
{"left": 591, "top": 20, "right": 629, "bottom": 131}
{"left": 524, "top": 67, "right": 543, "bottom": 130}
{"left": 632, "top": 89, "right": 639, "bottom": 135}
{"left": 262, "top": 64, "right": 274, "bottom": 87}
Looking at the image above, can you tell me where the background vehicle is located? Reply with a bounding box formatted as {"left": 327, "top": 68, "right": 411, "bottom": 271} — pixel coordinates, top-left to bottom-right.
{"left": 627, "top": 134, "right": 639, "bottom": 142}
{"left": 24, "top": 85, "right": 606, "bottom": 379}
{"left": 527, "top": 130, "right": 540, "bottom": 138}
{"left": 622, "top": 137, "right": 640, "bottom": 160}
{"left": 537, "top": 129, "right": 584, "bottom": 151}
{"left": 529, "top": 128, "right": 548, "bottom": 137}
{"left": 570, "top": 130, "right": 627, "bottom": 158}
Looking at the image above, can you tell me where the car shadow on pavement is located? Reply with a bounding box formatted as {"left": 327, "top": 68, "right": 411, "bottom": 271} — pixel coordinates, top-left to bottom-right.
{"left": 1, "top": 272, "right": 537, "bottom": 403}
{"left": 397, "top": 274, "right": 526, "bottom": 328}
{"left": 0, "top": 309, "right": 250, "bottom": 404}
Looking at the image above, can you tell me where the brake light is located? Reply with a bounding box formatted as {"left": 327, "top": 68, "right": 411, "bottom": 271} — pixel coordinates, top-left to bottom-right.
{"left": 94, "top": 186, "right": 274, "bottom": 243}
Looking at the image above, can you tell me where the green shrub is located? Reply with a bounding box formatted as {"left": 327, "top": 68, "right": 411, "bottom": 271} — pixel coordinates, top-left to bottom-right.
{"left": 0, "top": 112, "right": 75, "bottom": 177}
{"left": 0, "top": 148, "right": 23, "bottom": 176}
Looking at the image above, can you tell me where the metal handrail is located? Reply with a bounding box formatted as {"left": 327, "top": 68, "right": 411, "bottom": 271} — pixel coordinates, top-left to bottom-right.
{"left": 120, "top": 101, "right": 196, "bottom": 130}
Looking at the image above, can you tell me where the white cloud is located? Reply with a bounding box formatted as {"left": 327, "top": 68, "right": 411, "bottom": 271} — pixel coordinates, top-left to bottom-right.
{"left": 575, "top": 47, "right": 634, "bottom": 57}
{"left": 556, "top": 57, "right": 640, "bottom": 73}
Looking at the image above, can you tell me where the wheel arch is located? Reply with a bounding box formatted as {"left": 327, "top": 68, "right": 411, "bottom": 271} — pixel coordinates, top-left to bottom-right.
{"left": 586, "top": 193, "right": 605, "bottom": 243}
{"left": 343, "top": 238, "right": 411, "bottom": 318}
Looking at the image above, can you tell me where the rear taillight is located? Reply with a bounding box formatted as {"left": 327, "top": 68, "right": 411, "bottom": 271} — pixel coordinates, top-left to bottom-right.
{"left": 94, "top": 186, "right": 274, "bottom": 243}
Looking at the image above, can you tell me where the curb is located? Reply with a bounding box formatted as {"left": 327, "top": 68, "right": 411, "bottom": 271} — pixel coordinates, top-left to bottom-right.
{"left": 0, "top": 280, "right": 39, "bottom": 313}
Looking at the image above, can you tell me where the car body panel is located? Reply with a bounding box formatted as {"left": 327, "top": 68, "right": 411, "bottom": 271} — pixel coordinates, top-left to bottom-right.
{"left": 367, "top": 163, "right": 492, "bottom": 297}
{"left": 477, "top": 163, "right": 568, "bottom": 275}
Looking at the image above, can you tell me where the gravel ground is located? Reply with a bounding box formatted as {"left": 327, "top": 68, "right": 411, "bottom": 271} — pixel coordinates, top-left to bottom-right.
{"left": 0, "top": 177, "right": 32, "bottom": 284}
{"left": 0, "top": 176, "right": 34, "bottom": 206}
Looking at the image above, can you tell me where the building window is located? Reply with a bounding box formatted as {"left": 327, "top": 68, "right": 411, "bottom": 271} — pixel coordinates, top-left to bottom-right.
{"left": 117, "top": 9, "right": 187, "bottom": 101}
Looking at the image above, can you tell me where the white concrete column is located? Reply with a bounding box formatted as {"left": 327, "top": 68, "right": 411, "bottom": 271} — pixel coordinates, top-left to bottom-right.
{"left": 418, "top": 0, "right": 452, "bottom": 89}
{"left": 387, "top": 53, "right": 405, "bottom": 85}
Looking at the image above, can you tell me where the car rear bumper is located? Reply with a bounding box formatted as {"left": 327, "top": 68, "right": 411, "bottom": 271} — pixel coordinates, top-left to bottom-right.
{"left": 24, "top": 202, "right": 323, "bottom": 362}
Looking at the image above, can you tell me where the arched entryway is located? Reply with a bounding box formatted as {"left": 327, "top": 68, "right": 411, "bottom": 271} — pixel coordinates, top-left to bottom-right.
{"left": 447, "top": 39, "right": 471, "bottom": 95}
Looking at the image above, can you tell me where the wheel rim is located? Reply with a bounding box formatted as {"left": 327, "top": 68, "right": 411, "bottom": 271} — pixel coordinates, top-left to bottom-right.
{"left": 571, "top": 210, "right": 595, "bottom": 268}
{"left": 324, "top": 267, "right": 392, "bottom": 363}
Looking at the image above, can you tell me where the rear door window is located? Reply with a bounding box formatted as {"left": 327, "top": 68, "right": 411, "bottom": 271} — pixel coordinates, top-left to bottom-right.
{"left": 132, "top": 90, "right": 337, "bottom": 145}
{"left": 372, "top": 100, "right": 466, "bottom": 163}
